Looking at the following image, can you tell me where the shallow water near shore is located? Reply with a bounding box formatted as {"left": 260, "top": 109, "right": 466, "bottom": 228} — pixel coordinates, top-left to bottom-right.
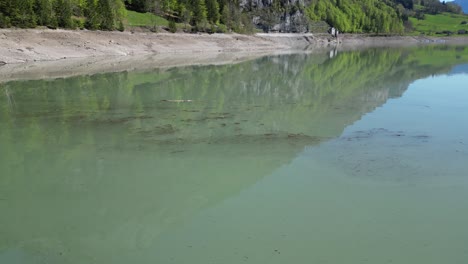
{"left": 1, "top": 46, "right": 468, "bottom": 264}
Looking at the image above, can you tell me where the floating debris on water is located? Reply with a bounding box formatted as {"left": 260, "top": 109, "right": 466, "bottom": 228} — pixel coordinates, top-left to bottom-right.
{"left": 161, "top": 99, "right": 193, "bottom": 103}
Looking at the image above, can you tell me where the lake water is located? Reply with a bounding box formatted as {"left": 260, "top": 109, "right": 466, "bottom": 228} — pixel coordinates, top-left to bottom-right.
{"left": 1, "top": 46, "right": 468, "bottom": 264}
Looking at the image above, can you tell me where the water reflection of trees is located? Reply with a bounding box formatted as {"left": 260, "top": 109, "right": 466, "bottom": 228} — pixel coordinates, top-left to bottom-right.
{"left": 1, "top": 45, "right": 468, "bottom": 262}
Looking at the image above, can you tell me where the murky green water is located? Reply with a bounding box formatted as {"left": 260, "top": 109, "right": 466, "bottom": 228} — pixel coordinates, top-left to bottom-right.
{"left": 1, "top": 46, "right": 468, "bottom": 264}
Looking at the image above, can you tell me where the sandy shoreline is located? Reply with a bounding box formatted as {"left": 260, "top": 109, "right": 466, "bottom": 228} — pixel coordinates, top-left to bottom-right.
{"left": 0, "top": 29, "right": 315, "bottom": 64}
{"left": 1, "top": 29, "right": 467, "bottom": 83}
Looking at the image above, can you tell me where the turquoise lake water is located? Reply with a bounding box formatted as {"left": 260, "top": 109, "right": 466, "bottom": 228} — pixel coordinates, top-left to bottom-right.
{"left": 1, "top": 46, "right": 468, "bottom": 263}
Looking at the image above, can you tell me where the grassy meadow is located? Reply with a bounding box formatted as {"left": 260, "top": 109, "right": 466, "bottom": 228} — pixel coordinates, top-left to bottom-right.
{"left": 409, "top": 12, "right": 468, "bottom": 35}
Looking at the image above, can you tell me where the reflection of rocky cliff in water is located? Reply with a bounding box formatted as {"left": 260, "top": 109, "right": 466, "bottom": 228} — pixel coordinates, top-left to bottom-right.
{"left": 1, "top": 46, "right": 468, "bottom": 262}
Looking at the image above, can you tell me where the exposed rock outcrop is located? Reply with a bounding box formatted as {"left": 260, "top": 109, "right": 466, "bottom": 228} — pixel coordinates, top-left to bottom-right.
{"left": 241, "top": 0, "right": 315, "bottom": 33}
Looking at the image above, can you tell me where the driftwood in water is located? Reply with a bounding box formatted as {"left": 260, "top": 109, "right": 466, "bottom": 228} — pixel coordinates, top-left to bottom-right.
{"left": 161, "top": 99, "right": 193, "bottom": 103}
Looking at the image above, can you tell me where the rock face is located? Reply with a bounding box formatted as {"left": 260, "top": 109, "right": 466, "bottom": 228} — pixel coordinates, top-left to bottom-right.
{"left": 241, "top": 0, "right": 306, "bottom": 8}
{"left": 282, "top": 10, "right": 310, "bottom": 32}
{"left": 240, "top": 0, "right": 314, "bottom": 33}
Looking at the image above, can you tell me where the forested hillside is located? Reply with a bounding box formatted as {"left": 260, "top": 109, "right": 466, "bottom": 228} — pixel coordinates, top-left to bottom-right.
{"left": 305, "top": 0, "right": 404, "bottom": 33}
{"left": 0, "top": 0, "right": 466, "bottom": 34}
{"left": 0, "top": 0, "right": 126, "bottom": 30}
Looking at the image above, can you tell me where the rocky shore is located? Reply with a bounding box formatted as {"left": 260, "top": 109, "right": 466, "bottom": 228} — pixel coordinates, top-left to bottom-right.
{"left": 1, "top": 29, "right": 467, "bottom": 82}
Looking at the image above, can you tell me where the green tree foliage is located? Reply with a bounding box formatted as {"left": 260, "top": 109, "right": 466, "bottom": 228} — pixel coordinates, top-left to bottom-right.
{"left": 190, "top": 0, "right": 207, "bottom": 27}
{"left": 1, "top": 0, "right": 464, "bottom": 34}
{"left": 421, "top": 0, "right": 463, "bottom": 14}
{"left": 306, "top": 0, "right": 404, "bottom": 33}
{"left": 84, "top": 0, "right": 99, "bottom": 29}
{"left": 0, "top": 0, "right": 125, "bottom": 30}
{"left": 168, "top": 18, "right": 177, "bottom": 32}
{"left": 205, "top": 0, "right": 219, "bottom": 24}
{"left": 55, "top": 0, "right": 73, "bottom": 28}
{"left": 180, "top": 4, "right": 192, "bottom": 30}
{"left": 34, "top": 0, "right": 53, "bottom": 26}
{"left": 219, "top": 1, "right": 244, "bottom": 32}
{"left": 97, "top": 0, "right": 115, "bottom": 30}
{"left": 259, "top": 8, "right": 280, "bottom": 32}
{"left": 161, "top": 0, "right": 178, "bottom": 15}
{"left": 0, "top": 0, "right": 36, "bottom": 28}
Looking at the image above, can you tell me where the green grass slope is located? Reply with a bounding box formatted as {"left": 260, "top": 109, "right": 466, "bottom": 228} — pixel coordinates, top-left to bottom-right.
{"left": 125, "top": 10, "right": 170, "bottom": 27}
{"left": 409, "top": 12, "right": 468, "bottom": 35}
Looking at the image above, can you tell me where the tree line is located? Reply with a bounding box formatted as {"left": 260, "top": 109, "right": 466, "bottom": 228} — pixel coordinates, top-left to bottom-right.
{"left": 305, "top": 0, "right": 405, "bottom": 33}
{"left": 0, "top": 0, "right": 126, "bottom": 30}
{"left": 0, "top": 0, "right": 465, "bottom": 33}
{"left": 127, "top": 0, "right": 254, "bottom": 33}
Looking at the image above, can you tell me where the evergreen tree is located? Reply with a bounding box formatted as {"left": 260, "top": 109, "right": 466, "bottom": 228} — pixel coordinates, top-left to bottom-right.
{"left": 168, "top": 19, "right": 177, "bottom": 32}
{"left": 34, "top": 0, "right": 52, "bottom": 26}
{"left": 97, "top": 0, "right": 114, "bottom": 30}
{"left": 0, "top": 0, "right": 12, "bottom": 27}
{"left": 55, "top": 0, "right": 73, "bottom": 28}
{"left": 205, "top": 0, "right": 219, "bottom": 24}
{"left": 5, "top": 0, "right": 37, "bottom": 28}
{"left": 190, "top": 0, "right": 207, "bottom": 26}
{"left": 180, "top": 4, "right": 192, "bottom": 30}
{"left": 220, "top": 3, "right": 231, "bottom": 29}
{"left": 161, "top": 0, "right": 178, "bottom": 16}
{"left": 84, "top": 0, "right": 99, "bottom": 29}
{"left": 118, "top": 19, "right": 125, "bottom": 31}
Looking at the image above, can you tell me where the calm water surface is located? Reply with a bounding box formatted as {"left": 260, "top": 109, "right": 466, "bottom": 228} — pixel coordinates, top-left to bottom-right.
{"left": 1, "top": 46, "right": 468, "bottom": 264}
